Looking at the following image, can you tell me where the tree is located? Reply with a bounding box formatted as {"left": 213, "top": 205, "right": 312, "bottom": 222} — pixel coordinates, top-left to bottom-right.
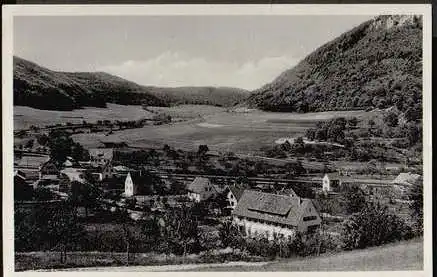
{"left": 165, "top": 206, "right": 200, "bottom": 257}
{"left": 48, "top": 131, "right": 74, "bottom": 167}
{"left": 343, "top": 185, "right": 367, "bottom": 214}
{"left": 24, "top": 139, "right": 34, "bottom": 149}
{"left": 219, "top": 220, "right": 243, "bottom": 248}
{"left": 292, "top": 137, "right": 305, "bottom": 154}
{"left": 36, "top": 134, "right": 49, "bottom": 146}
{"left": 348, "top": 117, "right": 358, "bottom": 128}
{"left": 46, "top": 202, "right": 85, "bottom": 263}
{"left": 409, "top": 182, "right": 423, "bottom": 234}
{"left": 163, "top": 144, "right": 171, "bottom": 153}
{"left": 15, "top": 202, "right": 85, "bottom": 262}
{"left": 384, "top": 111, "right": 399, "bottom": 127}
{"left": 306, "top": 128, "right": 316, "bottom": 141}
{"left": 341, "top": 202, "right": 412, "bottom": 250}
{"left": 198, "top": 144, "right": 209, "bottom": 156}
{"left": 69, "top": 181, "right": 100, "bottom": 218}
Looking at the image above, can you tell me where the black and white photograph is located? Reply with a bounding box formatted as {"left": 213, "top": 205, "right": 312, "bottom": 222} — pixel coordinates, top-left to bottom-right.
{"left": 2, "top": 4, "right": 432, "bottom": 275}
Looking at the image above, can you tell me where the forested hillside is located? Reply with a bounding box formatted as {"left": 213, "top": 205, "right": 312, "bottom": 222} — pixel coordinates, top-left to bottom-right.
{"left": 14, "top": 56, "right": 167, "bottom": 110}
{"left": 14, "top": 57, "right": 249, "bottom": 110}
{"left": 246, "top": 15, "right": 422, "bottom": 123}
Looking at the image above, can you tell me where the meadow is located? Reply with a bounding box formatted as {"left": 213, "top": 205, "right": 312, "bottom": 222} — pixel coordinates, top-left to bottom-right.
{"left": 14, "top": 104, "right": 154, "bottom": 130}
{"left": 71, "top": 106, "right": 373, "bottom": 154}
{"left": 14, "top": 104, "right": 376, "bottom": 154}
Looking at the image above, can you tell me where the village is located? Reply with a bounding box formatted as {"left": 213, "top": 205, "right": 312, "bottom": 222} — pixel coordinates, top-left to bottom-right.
{"left": 5, "top": 10, "right": 429, "bottom": 273}
{"left": 13, "top": 121, "right": 423, "bottom": 269}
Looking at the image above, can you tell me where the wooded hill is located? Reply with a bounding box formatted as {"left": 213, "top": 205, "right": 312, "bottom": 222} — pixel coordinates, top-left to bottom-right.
{"left": 245, "top": 15, "right": 422, "bottom": 123}
{"left": 13, "top": 56, "right": 167, "bottom": 110}
{"left": 13, "top": 56, "right": 249, "bottom": 110}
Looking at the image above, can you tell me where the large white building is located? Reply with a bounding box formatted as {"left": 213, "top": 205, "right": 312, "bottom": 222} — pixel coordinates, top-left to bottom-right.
{"left": 232, "top": 190, "right": 321, "bottom": 241}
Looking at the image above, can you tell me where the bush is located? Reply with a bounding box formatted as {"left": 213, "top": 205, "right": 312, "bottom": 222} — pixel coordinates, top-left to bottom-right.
{"left": 341, "top": 202, "right": 413, "bottom": 250}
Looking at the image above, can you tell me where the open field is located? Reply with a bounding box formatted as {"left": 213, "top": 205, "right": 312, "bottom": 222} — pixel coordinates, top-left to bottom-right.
{"left": 70, "top": 106, "right": 375, "bottom": 153}
{"left": 24, "top": 238, "right": 422, "bottom": 272}
{"left": 14, "top": 104, "right": 154, "bottom": 130}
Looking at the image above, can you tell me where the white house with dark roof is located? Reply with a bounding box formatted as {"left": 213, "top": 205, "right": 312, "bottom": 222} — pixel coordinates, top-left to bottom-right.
{"left": 187, "top": 177, "right": 218, "bottom": 202}
{"left": 232, "top": 190, "right": 321, "bottom": 240}
{"left": 225, "top": 183, "right": 249, "bottom": 210}
{"left": 322, "top": 173, "right": 342, "bottom": 192}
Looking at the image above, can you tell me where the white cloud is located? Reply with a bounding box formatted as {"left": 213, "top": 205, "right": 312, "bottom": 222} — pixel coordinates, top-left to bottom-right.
{"left": 98, "top": 51, "right": 299, "bottom": 90}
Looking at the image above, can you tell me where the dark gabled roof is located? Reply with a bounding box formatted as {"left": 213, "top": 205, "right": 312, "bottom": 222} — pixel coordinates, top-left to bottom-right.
{"left": 187, "top": 177, "right": 214, "bottom": 194}
{"left": 232, "top": 190, "right": 314, "bottom": 227}
{"left": 40, "top": 161, "right": 59, "bottom": 172}
{"left": 228, "top": 183, "right": 249, "bottom": 201}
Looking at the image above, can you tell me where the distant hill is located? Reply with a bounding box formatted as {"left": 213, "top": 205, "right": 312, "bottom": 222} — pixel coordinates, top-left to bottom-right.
{"left": 14, "top": 56, "right": 249, "bottom": 110}
{"left": 144, "top": 86, "right": 250, "bottom": 107}
{"left": 245, "top": 15, "right": 422, "bottom": 122}
{"left": 13, "top": 56, "right": 168, "bottom": 110}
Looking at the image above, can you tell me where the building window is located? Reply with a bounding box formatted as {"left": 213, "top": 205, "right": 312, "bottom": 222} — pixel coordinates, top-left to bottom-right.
{"left": 303, "top": 216, "right": 317, "bottom": 221}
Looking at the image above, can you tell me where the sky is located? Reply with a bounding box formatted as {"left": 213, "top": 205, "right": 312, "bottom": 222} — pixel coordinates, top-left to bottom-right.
{"left": 14, "top": 15, "right": 374, "bottom": 90}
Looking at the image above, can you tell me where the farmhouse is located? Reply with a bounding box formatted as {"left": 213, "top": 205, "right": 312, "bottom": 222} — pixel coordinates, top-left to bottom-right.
{"left": 113, "top": 165, "right": 131, "bottom": 177}
{"left": 225, "top": 183, "right": 248, "bottom": 210}
{"left": 233, "top": 190, "right": 321, "bottom": 241}
{"left": 89, "top": 148, "right": 114, "bottom": 166}
{"left": 187, "top": 177, "right": 219, "bottom": 202}
{"left": 322, "top": 173, "right": 342, "bottom": 192}
{"left": 89, "top": 161, "right": 113, "bottom": 181}
{"left": 39, "top": 160, "right": 60, "bottom": 180}
{"left": 59, "top": 167, "right": 86, "bottom": 192}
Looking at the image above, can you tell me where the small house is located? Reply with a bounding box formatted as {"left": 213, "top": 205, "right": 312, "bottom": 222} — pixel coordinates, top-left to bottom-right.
{"left": 391, "top": 172, "right": 422, "bottom": 197}
{"left": 59, "top": 168, "right": 86, "bottom": 193}
{"left": 89, "top": 148, "right": 114, "bottom": 166}
{"left": 14, "top": 170, "right": 33, "bottom": 200}
{"left": 232, "top": 190, "right": 321, "bottom": 241}
{"left": 187, "top": 177, "right": 218, "bottom": 202}
{"left": 392, "top": 172, "right": 422, "bottom": 186}
{"left": 225, "top": 183, "right": 248, "bottom": 210}
{"left": 90, "top": 161, "right": 113, "bottom": 181}
{"left": 39, "top": 161, "right": 60, "bottom": 180}
{"left": 322, "top": 173, "right": 342, "bottom": 192}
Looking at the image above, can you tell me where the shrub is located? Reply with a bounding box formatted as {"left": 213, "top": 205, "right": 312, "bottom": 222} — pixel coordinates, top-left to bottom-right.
{"left": 341, "top": 202, "right": 413, "bottom": 250}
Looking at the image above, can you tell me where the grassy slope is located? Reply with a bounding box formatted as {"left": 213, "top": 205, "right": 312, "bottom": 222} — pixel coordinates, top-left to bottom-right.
{"left": 191, "top": 238, "right": 423, "bottom": 271}
{"left": 246, "top": 15, "right": 422, "bottom": 114}
{"left": 17, "top": 238, "right": 423, "bottom": 271}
